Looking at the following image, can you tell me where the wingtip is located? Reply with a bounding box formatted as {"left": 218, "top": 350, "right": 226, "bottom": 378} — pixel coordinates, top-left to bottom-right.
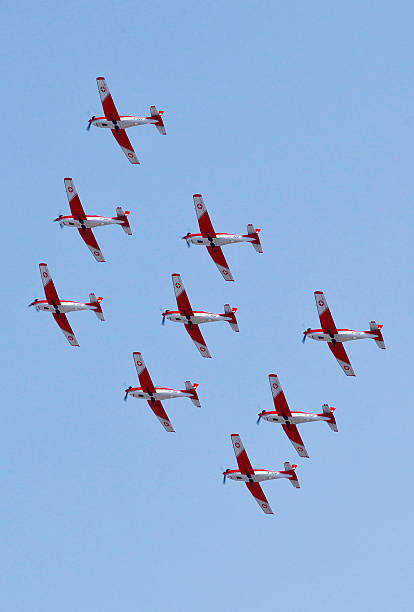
{"left": 64, "top": 177, "right": 72, "bottom": 181}
{"left": 193, "top": 193, "right": 202, "bottom": 198}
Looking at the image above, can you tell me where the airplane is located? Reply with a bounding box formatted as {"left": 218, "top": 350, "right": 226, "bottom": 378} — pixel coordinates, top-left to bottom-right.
{"left": 54, "top": 178, "right": 132, "bottom": 262}
{"left": 182, "top": 194, "right": 263, "bottom": 281}
{"left": 161, "top": 273, "right": 239, "bottom": 358}
{"left": 222, "top": 434, "right": 300, "bottom": 514}
{"left": 123, "top": 351, "right": 201, "bottom": 432}
{"left": 28, "top": 263, "right": 104, "bottom": 346}
{"left": 302, "top": 291, "right": 386, "bottom": 376}
{"left": 256, "top": 374, "right": 338, "bottom": 458}
{"left": 87, "top": 76, "right": 166, "bottom": 164}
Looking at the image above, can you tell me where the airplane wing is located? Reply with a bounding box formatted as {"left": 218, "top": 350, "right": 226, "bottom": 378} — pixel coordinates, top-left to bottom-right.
{"left": 111, "top": 128, "right": 140, "bottom": 165}
{"left": 63, "top": 178, "right": 105, "bottom": 262}
{"left": 133, "top": 352, "right": 156, "bottom": 393}
{"left": 193, "top": 194, "right": 216, "bottom": 236}
{"left": 328, "top": 341, "right": 356, "bottom": 376}
{"left": 246, "top": 481, "right": 273, "bottom": 514}
{"left": 96, "top": 77, "right": 140, "bottom": 164}
{"left": 132, "top": 352, "right": 174, "bottom": 431}
{"left": 206, "top": 245, "right": 234, "bottom": 281}
{"left": 268, "top": 374, "right": 309, "bottom": 457}
{"left": 184, "top": 323, "right": 211, "bottom": 358}
{"left": 231, "top": 434, "right": 273, "bottom": 514}
{"left": 314, "top": 292, "right": 355, "bottom": 376}
{"left": 39, "top": 263, "right": 60, "bottom": 305}
{"left": 96, "top": 77, "right": 121, "bottom": 121}
{"left": 314, "top": 291, "right": 339, "bottom": 335}
{"left": 172, "top": 274, "right": 194, "bottom": 316}
{"left": 52, "top": 312, "right": 80, "bottom": 347}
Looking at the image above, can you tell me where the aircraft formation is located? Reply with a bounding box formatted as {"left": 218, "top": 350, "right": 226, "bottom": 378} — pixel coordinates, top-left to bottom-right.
{"left": 29, "top": 77, "right": 386, "bottom": 514}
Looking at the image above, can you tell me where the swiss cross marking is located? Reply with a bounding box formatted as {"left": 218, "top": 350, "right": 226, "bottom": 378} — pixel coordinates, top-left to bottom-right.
{"left": 175, "top": 282, "right": 181, "bottom": 289}
{"left": 137, "top": 361, "right": 142, "bottom": 367}
{"left": 42, "top": 271, "right": 48, "bottom": 278}
{"left": 68, "top": 186, "right": 73, "bottom": 193}
{"left": 100, "top": 86, "right": 106, "bottom": 93}
{"left": 68, "top": 335, "right": 73, "bottom": 341}
{"left": 272, "top": 383, "right": 278, "bottom": 390}
{"left": 235, "top": 442, "right": 240, "bottom": 448}
{"left": 344, "top": 365, "right": 350, "bottom": 370}
{"left": 318, "top": 300, "right": 324, "bottom": 307}
{"left": 197, "top": 203, "right": 203, "bottom": 209}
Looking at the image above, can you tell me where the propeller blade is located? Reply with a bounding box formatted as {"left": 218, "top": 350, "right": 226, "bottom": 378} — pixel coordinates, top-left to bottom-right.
{"left": 124, "top": 386, "right": 132, "bottom": 401}
{"left": 302, "top": 334, "right": 307, "bottom": 344}
{"left": 302, "top": 328, "right": 311, "bottom": 343}
{"left": 223, "top": 473, "right": 227, "bottom": 484}
{"left": 161, "top": 315, "right": 165, "bottom": 326}
{"left": 256, "top": 414, "right": 262, "bottom": 425}
{"left": 86, "top": 116, "right": 96, "bottom": 131}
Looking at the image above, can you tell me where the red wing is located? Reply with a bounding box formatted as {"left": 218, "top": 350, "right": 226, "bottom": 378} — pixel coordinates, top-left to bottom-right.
{"left": 77, "top": 228, "right": 105, "bottom": 262}
{"left": 206, "top": 246, "right": 234, "bottom": 281}
{"left": 273, "top": 390, "right": 292, "bottom": 417}
{"left": 138, "top": 368, "right": 156, "bottom": 394}
{"left": 111, "top": 129, "right": 140, "bottom": 164}
{"left": 184, "top": 323, "right": 211, "bottom": 358}
{"left": 282, "top": 424, "right": 309, "bottom": 458}
{"left": 52, "top": 312, "right": 79, "bottom": 346}
{"left": 39, "top": 263, "right": 60, "bottom": 305}
{"left": 246, "top": 482, "right": 273, "bottom": 514}
{"left": 328, "top": 342, "right": 356, "bottom": 376}
{"left": 193, "top": 194, "right": 216, "bottom": 236}
{"left": 172, "top": 274, "right": 194, "bottom": 315}
{"left": 68, "top": 193, "right": 87, "bottom": 221}
{"left": 147, "top": 400, "right": 175, "bottom": 432}
{"left": 314, "top": 291, "right": 338, "bottom": 334}
{"left": 96, "top": 77, "right": 121, "bottom": 121}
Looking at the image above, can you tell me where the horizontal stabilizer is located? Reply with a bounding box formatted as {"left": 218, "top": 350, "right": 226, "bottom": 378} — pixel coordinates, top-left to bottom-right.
{"left": 284, "top": 462, "right": 300, "bottom": 488}
{"left": 224, "top": 304, "right": 239, "bottom": 332}
{"left": 89, "top": 293, "right": 104, "bottom": 321}
{"left": 247, "top": 224, "right": 263, "bottom": 253}
{"left": 185, "top": 381, "right": 201, "bottom": 407}
{"left": 322, "top": 404, "right": 338, "bottom": 432}
{"left": 150, "top": 105, "right": 166, "bottom": 135}
{"left": 370, "top": 321, "right": 386, "bottom": 349}
{"left": 116, "top": 206, "right": 132, "bottom": 235}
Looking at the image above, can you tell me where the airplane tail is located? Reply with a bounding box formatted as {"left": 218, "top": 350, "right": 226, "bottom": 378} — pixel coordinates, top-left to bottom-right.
{"left": 89, "top": 293, "right": 104, "bottom": 321}
{"left": 322, "top": 404, "right": 338, "bottom": 432}
{"left": 224, "top": 304, "right": 239, "bottom": 332}
{"left": 246, "top": 224, "right": 263, "bottom": 253}
{"left": 283, "top": 462, "right": 300, "bottom": 488}
{"left": 184, "top": 381, "right": 201, "bottom": 407}
{"left": 149, "top": 105, "right": 166, "bottom": 135}
{"left": 370, "top": 321, "right": 386, "bottom": 349}
{"left": 116, "top": 206, "right": 132, "bottom": 235}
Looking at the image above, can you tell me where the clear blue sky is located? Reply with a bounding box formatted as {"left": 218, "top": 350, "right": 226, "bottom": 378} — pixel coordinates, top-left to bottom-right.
{"left": 2, "top": 1, "right": 413, "bottom": 610}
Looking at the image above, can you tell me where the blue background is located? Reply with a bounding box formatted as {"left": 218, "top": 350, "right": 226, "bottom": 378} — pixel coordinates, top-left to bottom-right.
{"left": 2, "top": 1, "right": 413, "bottom": 610}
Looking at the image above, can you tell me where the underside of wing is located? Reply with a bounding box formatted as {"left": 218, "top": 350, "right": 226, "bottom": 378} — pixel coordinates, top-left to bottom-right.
{"left": 328, "top": 341, "right": 356, "bottom": 376}
{"left": 206, "top": 245, "right": 234, "bottom": 281}
{"left": 96, "top": 77, "right": 121, "bottom": 121}
{"left": 282, "top": 424, "right": 309, "bottom": 458}
{"left": 64, "top": 178, "right": 87, "bottom": 220}
{"left": 39, "top": 264, "right": 61, "bottom": 305}
{"left": 77, "top": 228, "right": 105, "bottom": 262}
{"left": 172, "top": 275, "right": 194, "bottom": 315}
{"left": 246, "top": 482, "right": 273, "bottom": 514}
{"left": 111, "top": 129, "right": 140, "bottom": 164}
{"left": 185, "top": 323, "right": 211, "bottom": 358}
{"left": 315, "top": 291, "right": 338, "bottom": 334}
{"left": 148, "top": 400, "right": 175, "bottom": 432}
{"left": 52, "top": 312, "right": 79, "bottom": 346}
{"left": 193, "top": 194, "right": 216, "bottom": 236}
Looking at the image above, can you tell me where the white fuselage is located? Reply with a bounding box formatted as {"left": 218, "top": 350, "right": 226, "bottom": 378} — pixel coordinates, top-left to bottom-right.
{"left": 164, "top": 311, "right": 230, "bottom": 325}
{"left": 129, "top": 387, "right": 191, "bottom": 401}
{"left": 226, "top": 469, "right": 290, "bottom": 483}
{"left": 58, "top": 215, "right": 124, "bottom": 229}
{"left": 92, "top": 116, "right": 156, "bottom": 129}
{"left": 186, "top": 233, "right": 254, "bottom": 247}
{"left": 261, "top": 411, "right": 330, "bottom": 425}
{"left": 33, "top": 300, "right": 94, "bottom": 314}
{"left": 307, "top": 329, "right": 377, "bottom": 343}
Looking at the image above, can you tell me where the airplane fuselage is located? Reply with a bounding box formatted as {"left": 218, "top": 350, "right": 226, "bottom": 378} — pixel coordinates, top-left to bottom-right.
{"left": 128, "top": 387, "right": 192, "bottom": 401}
{"left": 261, "top": 411, "right": 330, "bottom": 425}
{"left": 57, "top": 215, "right": 125, "bottom": 229}
{"left": 186, "top": 233, "right": 256, "bottom": 247}
{"left": 32, "top": 300, "right": 96, "bottom": 314}
{"left": 164, "top": 310, "right": 231, "bottom": 325}
{"left": 306, "top": 328, "right": 378, "bottom": 343}
{"left": 225, "top": 469, "right": 290, "bottom": 483}
{"left": 91, "top": 115, "right": 157, "bottom": 129}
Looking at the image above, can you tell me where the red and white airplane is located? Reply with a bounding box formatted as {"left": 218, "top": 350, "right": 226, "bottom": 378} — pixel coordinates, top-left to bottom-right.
{"left": 257, "top": 374, "right": 338, "bottom": 458}
{"left": 303, "top": 291, "right": 386, "bottom": 376}
{"left": 124, "top": 352, "right": 200, "bottom": 432}
{"left": 29, "top": 264, "right": 104, "bottom": 346}
{"left": 162, "top": 273, "right": 239, "bottom": 358}
{"left": 87, "top": 77, "right": 166, "bottom": 164}
{"left": 182, "top": 194, "right": 263, "bottom": 281}
{"left": 223, "top": 434, "right": 300, "bottom": 515}
{"left": 54, "top": 178, "right": 132, "bottom": 262}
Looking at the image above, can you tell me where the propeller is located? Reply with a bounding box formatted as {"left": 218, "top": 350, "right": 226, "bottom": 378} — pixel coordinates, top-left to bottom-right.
{"left": 161, "top": 310, "right": 169, "bottom": 326}
{"left": 223, "top": 469, "right": 230, "bottom": 484}
{"left": 302, "top": 328, "right": 311, "bottom": 343}
{"left": 124, "top": 386, "right": 132, "bottom": 401}
{"left": 182, "top": 232, "right": 192, "bottom": 247}
{"left": 86, "top": 116, "right": 96, "bottom": 131}
{"left": 256, "top": 411, "right": 264, "bottom": 425}
{"left": 28, "top": 298, "right": 39, "bottom": 308}
{"left": 53, "top": 214, "right": 65, "bottom": 228}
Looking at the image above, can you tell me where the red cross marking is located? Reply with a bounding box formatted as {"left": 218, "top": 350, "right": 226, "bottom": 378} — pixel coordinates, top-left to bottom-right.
{"left": 235, "top": 442, "right": 240, "bottom": 448}
{"left": 197, "top": 203, "right": 203, "bottom": 209}
{"left": 318, "top": 300, "right": 324, "bottom": 307}
{"left": 175, "top": 283, "right": 181, "bottom": 289}
{"left": 68, "top": 186, "right": 73, "bottom": 192}
{"left": 42, "top": 272, "right": 48, "bottom": 278}
{"left": 100, "top": 86, "right": 106, "bottom": 93}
